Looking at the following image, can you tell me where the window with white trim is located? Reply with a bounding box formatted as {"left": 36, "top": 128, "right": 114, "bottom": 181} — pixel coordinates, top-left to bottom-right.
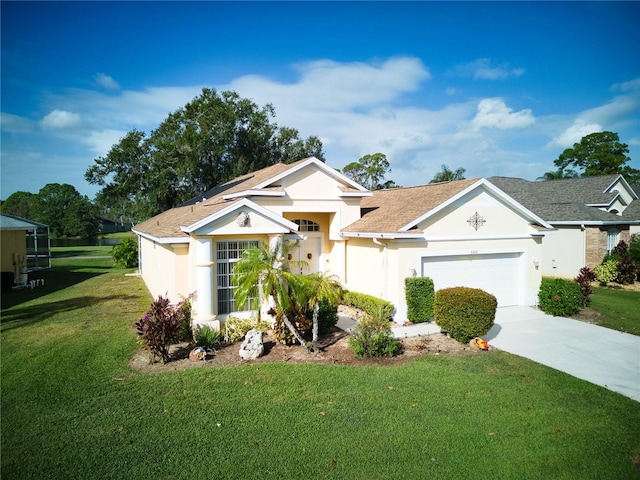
{"left": 292, "top": 219, "right": 320, "bottom": 231}
{"left": 606, "top": 229, "right": 619, "bottom": 254}
{"left": 216, "top": 240, "right": 259, "bottom": 314}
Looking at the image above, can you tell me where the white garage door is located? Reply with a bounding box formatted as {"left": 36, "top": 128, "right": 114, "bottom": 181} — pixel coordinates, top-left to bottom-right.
{"left": 421, "top": 252, "right": 522, "bottom": 306}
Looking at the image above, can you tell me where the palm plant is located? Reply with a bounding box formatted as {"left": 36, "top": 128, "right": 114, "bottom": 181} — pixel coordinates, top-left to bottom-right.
{"left": 232, "top": 237, "right": 309, "bottom": 347}
{"left": 301, "top": 272, "right": 344, "bottom": 349}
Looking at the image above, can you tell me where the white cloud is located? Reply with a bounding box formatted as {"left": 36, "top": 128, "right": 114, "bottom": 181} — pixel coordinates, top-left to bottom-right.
{"left": 548, "top": 120, "right": 602, "bottom": 148}
{"left": 94, "top": 73, "right": 120, "bottom": 91}
{"left": 612, "top": 77, "right": 640, "bottom": 93}
{"left": 227, "top": 57, "right": 430, "bottom": 112}
{"left": 0, "top": 112, "right": 33, "bottom": 134}
{"left": 472, "top": 98, "right": 535, "bottom": 130}
{"left": 453, "top": 58, "right": 525, "bottom": 80}
{"left": 79, "top": 128, "right": 130, "bottom": 156}
{"left": 40, "top": 110, "right": 82, "bottom": 129}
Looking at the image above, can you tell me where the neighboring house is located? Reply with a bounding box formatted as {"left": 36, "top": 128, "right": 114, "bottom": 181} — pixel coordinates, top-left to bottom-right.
{"left": 133, "top": 157, "right": 551, "bottom": 326}
{"left": 0, "top": 215, "right": 51, "bottom": 290}
{"left": 489, "top": 175, "right": 640, "bottom": 279}
{"left": 99, "top": 217, "right": 133, "bottom": 234}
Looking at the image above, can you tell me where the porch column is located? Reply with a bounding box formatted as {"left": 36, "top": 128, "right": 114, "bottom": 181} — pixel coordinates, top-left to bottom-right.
{"left": 194, "top": 237, "right": 219, "bottom": 329}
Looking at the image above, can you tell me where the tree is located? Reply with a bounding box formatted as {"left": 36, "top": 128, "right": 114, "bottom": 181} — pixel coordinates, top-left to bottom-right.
{"left": 86, "top": 129, "right": 152, "bottom": 223}
{"left": 429, "top": 164, "right": 466, "bottom": 183}
{"left": 31, "top": 183, "right": 99, "bottom": 238}
{"left": 536, "top": 168, "right": 579, "bottom": 181}
{"left": 301, "top": 272, "right": 344, "bottom": 349}
{"left": 0, "top": 191, "right": 36, "bottom": 219}
{"left": 232, "top": 237, "right": 310, "bottom": 348}
{"left": 552, "top": 131, "right": 640, "bottom": 183}
{"left": 86, "top": 89, "right": 325, "bottom": 222}
{"left": 342, "top": 153, "right": 391, "bottom": 190}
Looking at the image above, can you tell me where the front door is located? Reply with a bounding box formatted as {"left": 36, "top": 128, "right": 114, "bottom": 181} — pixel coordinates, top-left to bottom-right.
{"left": 295, "top": 236, "right": 321, "bottom": 275}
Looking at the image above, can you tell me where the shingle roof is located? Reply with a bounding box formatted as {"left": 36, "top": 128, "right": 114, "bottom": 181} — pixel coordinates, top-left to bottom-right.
{"left": 134, "top": 161, "right": 302, "bottom": 239}
{"left": 488, "top": 175, "right": 635, "bottom": 223}
{"left": 342, "top": 179, "right": 479, "bottom": 233}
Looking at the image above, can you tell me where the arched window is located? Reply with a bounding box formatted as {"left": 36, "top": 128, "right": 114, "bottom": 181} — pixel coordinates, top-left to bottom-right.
{"left": 293, "top": 219, "right": 320, "bottom": 232}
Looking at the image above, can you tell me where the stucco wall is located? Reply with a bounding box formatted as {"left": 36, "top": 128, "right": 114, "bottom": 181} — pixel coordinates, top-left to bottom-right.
{"left": 139, "top": 236, "right": 190, "bottom": 304}
{"left": 541, "top": 227, "right": 585, "bottom": 279}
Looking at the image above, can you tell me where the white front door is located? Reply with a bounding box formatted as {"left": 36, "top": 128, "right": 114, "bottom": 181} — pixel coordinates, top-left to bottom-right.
{"left": 295, "top": 236, "right": 322, "bottom": 275}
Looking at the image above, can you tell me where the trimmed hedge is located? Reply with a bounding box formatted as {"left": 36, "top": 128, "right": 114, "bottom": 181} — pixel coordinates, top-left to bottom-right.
{"left": 342, "top": 291, "right": 394, "bottom": 321}
{"left": 538, "top": 277, "right": 581, "bottom": 316}
{"left": 433, "top": 287, "right": 497, "bottom": 344}
{"left": 405, "top": 277, "right": 435, "bottom": 323}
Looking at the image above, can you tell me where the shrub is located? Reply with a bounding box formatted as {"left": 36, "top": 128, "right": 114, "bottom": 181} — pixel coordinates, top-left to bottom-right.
{"left": 176, "top": 295, "right": 193, "bottom": 342}
{"left": 225, "top": 316, "right": 271, "bottom": 344}
{"left": 111, "top": 237, "right": 138, "bottom": 268}
{"left": 630, "top": 234, "right": 640, "bottom": 281}
{"left": 537, "top": 278, "right": 582, "bottom": 317}
{"left": 348, "top": 316, "right": 399, "bottom": 358}
{"left": 616, "top": 255, "right": 637, "bottom": 285}
{"left": 133, "top": 295, "right": 190, "bottom": 363}
{"left": 433, "top": 287, "right": 497, "bottom": 344}
{"left": 303, "top": 299, "right": 339, "bottom": 335}
{"left": 574, "top": 266, "right": 596, "bottom": 308}
{"left": 342, "top": 291, "right": 394, "bottom": 321}
{"left": 194, "top": 325, "right": 223, "bottom": 351}
{"left": 405, "top": 277, "right": 435, "bottom": 323}
{"left": 612, "top": 240, "right": 629, "bottom": 258}
{"left": 594, "top": 259, "right": 619, "bottom": 284}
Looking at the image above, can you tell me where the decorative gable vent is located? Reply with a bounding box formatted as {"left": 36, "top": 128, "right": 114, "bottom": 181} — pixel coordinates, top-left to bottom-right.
{"left": 467, "top": 212, "right": 486, "bottom": 231}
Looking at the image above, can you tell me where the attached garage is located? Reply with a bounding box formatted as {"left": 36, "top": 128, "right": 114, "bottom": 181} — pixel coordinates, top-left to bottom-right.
{"left": 421, "top": 251, "right": 523, "bottom": 306}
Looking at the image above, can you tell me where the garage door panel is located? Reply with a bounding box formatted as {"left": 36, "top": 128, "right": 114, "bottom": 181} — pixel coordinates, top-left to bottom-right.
{"left": 422, "top": 253, "right": 521, "bottom": 306}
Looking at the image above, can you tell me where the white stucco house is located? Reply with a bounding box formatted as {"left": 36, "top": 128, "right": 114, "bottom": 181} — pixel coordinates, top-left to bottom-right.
{"left": 133, "top": 157, "right": 562, "bottom": 326}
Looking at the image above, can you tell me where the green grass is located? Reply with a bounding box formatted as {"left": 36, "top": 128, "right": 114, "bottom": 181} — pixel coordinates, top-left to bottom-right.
{"left": 50, "top": 245, "right": 113, "bottom": 258}
{"left": 590, "top": 286, "right": 640, "bottom": 335}
{"left": 2, "top": 251, "right": 640, "bottom": 479}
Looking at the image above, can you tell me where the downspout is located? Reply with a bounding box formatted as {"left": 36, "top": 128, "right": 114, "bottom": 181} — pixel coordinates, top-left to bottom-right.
{"left": 373, "top": 237, "right": 388, "bottom": 299}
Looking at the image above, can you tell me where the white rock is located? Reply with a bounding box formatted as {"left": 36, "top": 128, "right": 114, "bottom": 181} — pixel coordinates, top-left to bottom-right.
{"left": 239, "top": 329, "right": 264, "bottom": 360}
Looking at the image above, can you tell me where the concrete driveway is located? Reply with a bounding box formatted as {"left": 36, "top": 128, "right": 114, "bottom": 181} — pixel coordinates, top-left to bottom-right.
{"left": 486, "top": 306, "right": 640, "bottom": 402}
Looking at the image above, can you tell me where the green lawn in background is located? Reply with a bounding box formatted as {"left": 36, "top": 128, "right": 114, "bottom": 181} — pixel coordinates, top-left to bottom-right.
{"left": 590, "top": 286, "right": 640, "bottom": 335}
{"left": 1, "top": 251, "right": 639, "bottom": 479}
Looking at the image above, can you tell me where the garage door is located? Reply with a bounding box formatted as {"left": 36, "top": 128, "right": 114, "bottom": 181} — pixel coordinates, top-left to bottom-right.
{"left": 421, "top": 252, "right": 522, "bottom": 306}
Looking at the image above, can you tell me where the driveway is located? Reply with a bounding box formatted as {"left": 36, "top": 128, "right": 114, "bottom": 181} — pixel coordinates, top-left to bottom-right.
{"left": 486, "top": 306, "right": 640, "bottom": 402}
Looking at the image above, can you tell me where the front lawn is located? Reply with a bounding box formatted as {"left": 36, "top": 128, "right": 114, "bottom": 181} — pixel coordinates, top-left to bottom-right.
{"left": 1, "top": 253, "right": 639, "bottom": 479}
{"left": 589, "top": 286, "right": 640, "bottom": 335}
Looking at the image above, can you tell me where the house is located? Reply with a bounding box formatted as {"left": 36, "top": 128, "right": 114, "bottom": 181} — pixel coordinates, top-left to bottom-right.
{"left": 0, "top": 215, "right": 51, "bottom": 291}
{"left": 133, "top": 157, "right": 551, "bottom": 326}
{"left": 489, "top": 175, "right": 640, "bottom": 279}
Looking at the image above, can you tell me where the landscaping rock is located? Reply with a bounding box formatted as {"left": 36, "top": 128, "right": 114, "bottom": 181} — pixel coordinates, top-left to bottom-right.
{"left": 239, "top": 329, "right": 264, "bottom": 360}
{"left": 189, "top": 347, "right": 207, "bottom": 362}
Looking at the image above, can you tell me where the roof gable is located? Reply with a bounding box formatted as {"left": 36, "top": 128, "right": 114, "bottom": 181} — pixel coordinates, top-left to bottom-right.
{"left": 181, "top": 199, "right": 298, "bottom": 235}
{"left": 342, "top": 178, "right": 551, "bottom": 237}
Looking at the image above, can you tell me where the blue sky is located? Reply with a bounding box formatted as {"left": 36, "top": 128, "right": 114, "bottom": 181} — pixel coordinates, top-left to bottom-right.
{"left": 2, "top": 1, "right": 639, "bottom": 200}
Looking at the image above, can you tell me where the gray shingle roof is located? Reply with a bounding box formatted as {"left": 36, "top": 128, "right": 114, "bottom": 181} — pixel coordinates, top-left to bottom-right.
{"left": 488, "top": 175, "right": 637, "bottom": 223}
